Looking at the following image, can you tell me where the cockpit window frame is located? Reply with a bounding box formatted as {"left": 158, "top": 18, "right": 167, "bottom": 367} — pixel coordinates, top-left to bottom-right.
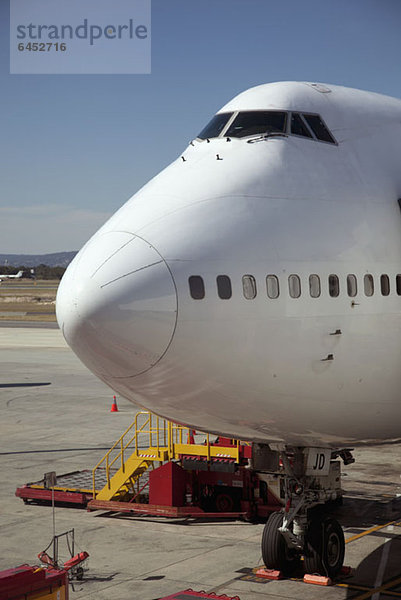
{"left": 299, "top": 112, "right": 337, "bottom": 145}
{"left": 197, "top": 112, "right": 235, "bottom": 140}
{"left": 223, "top": 110, "right": 288, "bottom": 139}
{"left": 290, "top": 112, "right": 313, "bottom": 140}
{"left": 196, "top": 109, "right": 337, "bottom": 145}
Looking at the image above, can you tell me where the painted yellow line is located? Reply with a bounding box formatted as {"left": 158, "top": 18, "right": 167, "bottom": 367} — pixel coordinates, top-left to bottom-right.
{"left": 345, "top": 519, "right": 399, "bottom": 544}
{"left": 351, "top": 574, "right": 401, "bottom": 600}
{"left": 255, "top": 568, "right": 401, "bottom": 597}
{"left": 337, "top": 582, "right": 401, "bottom": 596}
{"left": 256, "top": 573, "right": 401, "bottom": 597}
{"left": 336, "top": 583, "right": 373, "bottom": 592}
{"left": 379, "top": 589, "right": 401, "bottom": 598}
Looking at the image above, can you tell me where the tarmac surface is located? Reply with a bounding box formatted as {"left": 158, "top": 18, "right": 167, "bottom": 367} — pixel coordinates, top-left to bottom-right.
{"left": 1, "top": 324, "right": 401, "bottom": 600}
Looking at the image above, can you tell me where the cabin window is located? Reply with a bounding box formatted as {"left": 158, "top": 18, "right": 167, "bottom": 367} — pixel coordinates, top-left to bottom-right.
{"left": 397, "top": 275, "right": 401, "bottom": 295}
{"left": 188, "top": 276, "right": 205, "bottom": 300}
{"left": 224, "top": 111, "right": 287, "bottom": 138}
{"left": 364, "top": 274, "right": 374, "bottom": 296}
{"left": 328, "top": 274, "right": 339, "bottom": 297}
{"left": 380, "top": 274, "right": 390, "bottom": 296}
{"left": 291, "top": 113, "right": 313, "bottom": 138}
{"left": 347, "top": 274, "right": 357, "bottom": 297}
{"left": 309, "top": 274, "right": 321, "bottom": 298}
{"left": 217, "top": 275, "right": 232, "bottom": 299}
{"left": 288, "top": 274, "right": 301, "bottom": 298}
{"left": 197, "top": 113, "right": 233, "bottom": 139}
{"left": 242, "top": 275, "right": 257, "bottom": 299}
{"left": 302, "top": 114, "right": 336, "bottom": 144}
{"left": 266, "top": 275, "right": 279, "bottom": 299}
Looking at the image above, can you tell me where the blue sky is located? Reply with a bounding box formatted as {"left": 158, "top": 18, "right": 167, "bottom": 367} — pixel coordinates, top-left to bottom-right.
{"left": 1, "top": 0, "right": 401, "bottom": 254}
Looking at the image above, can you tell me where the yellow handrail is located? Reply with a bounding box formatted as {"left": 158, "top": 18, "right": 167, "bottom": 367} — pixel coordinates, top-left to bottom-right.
{"left": 92, "top": 410, "right": 247, "bottom": 499}
{"left": 92, "top": 411, "right": 172, "bottom": 496}
{"left": 92, "top": 411, "right": 150, "bottom": 495}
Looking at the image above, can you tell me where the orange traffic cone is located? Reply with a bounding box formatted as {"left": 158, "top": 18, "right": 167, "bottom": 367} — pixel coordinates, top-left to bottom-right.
{"left": 110, "top": 396, "right": 118, "bottom": 412}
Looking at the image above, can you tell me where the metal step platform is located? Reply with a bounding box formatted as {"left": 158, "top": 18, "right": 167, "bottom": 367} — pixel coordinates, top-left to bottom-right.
{"left": 16, "top": 469, "right": 115, "bottom": 506}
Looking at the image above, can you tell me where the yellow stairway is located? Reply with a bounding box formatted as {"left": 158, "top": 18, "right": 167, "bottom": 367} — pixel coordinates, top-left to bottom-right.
{"left": 92, "top": 410, "right": 243, "bottom": 503}
{"left": 95, "top": 455, "right": 154, "bottom": 501}
{"left": 92, "top": 412, "right": 172, "bottom": 502}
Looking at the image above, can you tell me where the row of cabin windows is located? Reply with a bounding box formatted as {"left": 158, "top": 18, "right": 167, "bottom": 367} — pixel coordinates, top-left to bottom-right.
{"left": 188, "top": 274, "right": 401, "bottom": 300}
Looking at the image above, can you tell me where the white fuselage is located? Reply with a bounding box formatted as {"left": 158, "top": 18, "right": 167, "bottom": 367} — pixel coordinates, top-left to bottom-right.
{"left": 56, "top": 82, "right": 401, "bottom": 448}
{"left": 0, "top": 271, "right": 23, "bottom": 280}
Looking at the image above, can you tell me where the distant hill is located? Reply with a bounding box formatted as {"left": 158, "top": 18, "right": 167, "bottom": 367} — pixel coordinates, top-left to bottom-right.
{"left": 0, "top": 251, "right": 78, "bottom": 268}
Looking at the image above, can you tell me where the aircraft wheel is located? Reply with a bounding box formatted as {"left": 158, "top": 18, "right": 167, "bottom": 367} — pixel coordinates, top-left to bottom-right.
{"left": 304, "top": 516, "right": 344, "bottom": 578}
{"left": 261, "top": 511, "right": 300, "bottom": 575}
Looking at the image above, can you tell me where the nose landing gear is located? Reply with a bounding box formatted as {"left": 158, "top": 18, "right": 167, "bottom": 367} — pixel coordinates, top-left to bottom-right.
{"left": 261, "top": 446, "right": 349, "bottom": 578}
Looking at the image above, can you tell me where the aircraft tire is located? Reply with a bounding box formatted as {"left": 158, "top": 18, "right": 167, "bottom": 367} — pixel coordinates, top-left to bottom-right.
{"left": 304, "top": 516, "right": 344, "bottom": 578}
{"left": 261, "top": 511, "right": 300, "bottom": 575}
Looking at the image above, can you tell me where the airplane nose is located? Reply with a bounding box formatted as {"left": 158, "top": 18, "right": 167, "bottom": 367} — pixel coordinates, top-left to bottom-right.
{"left": 56, "top": 232, "right": 177, "bottom": 379}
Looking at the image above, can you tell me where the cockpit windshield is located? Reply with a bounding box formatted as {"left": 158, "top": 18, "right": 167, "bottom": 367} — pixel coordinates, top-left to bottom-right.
{"left": 196, "top": 110, "right": 336, "bottom": 144}
{"left": 197, "top": 113, "right": 233, "bottom": 140}
{"left": 225, "top": 111, "right": 287, "bottom": 138}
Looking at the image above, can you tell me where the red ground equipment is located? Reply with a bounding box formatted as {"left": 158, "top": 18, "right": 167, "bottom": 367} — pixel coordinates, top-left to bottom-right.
{"left": 16, "top": 411, "right": 341, "bottom": 520}
{"left": 157, "top": 590, "right": 240, "bottom": 600}
{"left": 0, "top": 564, "right": 69, "bottom": 600}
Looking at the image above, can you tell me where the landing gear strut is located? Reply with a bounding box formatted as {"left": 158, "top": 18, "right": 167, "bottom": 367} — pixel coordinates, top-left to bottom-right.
{"left": 260, "top": 446, "right": 349, "bottom": 578}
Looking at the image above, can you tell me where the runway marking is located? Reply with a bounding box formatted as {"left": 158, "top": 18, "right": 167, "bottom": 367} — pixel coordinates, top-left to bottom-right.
{"left": 336, "top": 583, "right": 372, "bottom": 592}
{"left": 345, "top": 519, "right": 400, "bottom": 544}
{"left": 371, "top": 538, "right": 392, "bottom": 600}
{"left": 334, "top": 581, "right": 401, "bottom": 598}
{"left": 351, "top": 574, "right": 401, "bottom": 599}
{"left": 341, "top": 521, "right": 401, "bottom": 598}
